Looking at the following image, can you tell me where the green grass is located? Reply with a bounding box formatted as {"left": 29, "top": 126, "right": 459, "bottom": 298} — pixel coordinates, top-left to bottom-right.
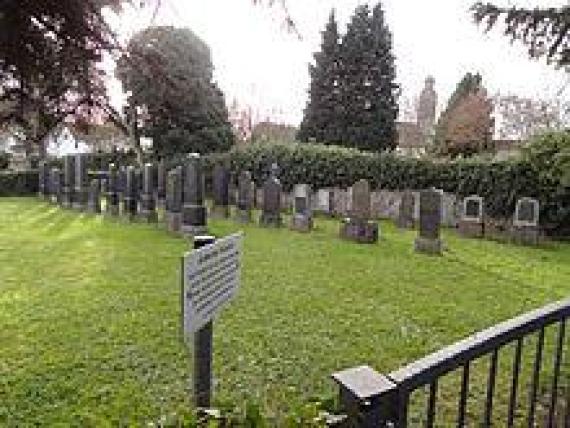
{"left": 1, "top": 197, "right": 569, "bottom": 425}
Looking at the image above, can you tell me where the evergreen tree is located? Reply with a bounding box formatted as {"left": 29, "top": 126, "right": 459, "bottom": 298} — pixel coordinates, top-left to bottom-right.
{"left": 338, "top": 3, "right": 399, "bottom": 152}
{"left": 297, "top": 10, "right": 342, "bottom": 143}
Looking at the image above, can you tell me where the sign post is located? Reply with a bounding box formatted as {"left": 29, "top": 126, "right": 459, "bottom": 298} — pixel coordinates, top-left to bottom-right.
{"left": 182, "top": 232, "right": 243, "bottom": 408}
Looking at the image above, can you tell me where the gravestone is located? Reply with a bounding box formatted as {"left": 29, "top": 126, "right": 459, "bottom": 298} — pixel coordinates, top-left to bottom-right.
{"left": 106, "top": 163, "right": 120, "bottom": 216}
{"left": 117, "top": 166, "right": 127, "bottom": 214}
{"left": 458, "top": 195, "right": 484, "bottom": 238}
{"left": 290, "top": 183, "right": 313, "bottom": 232}
{"left": 397, "top": 190, "right": 416, "bottom": 229}
{"left": 139, "top": 163, "right": 158, "bottom": 222}
{"left": 339, "top": 179, "right": 378, "bottom": 243}
{"left": 212, "top": 164, "right": 230, "bottom": 218}
{"left": 87, "top": 179, "right": 101, "bottom": 214}
{"left": 511, "top": 197, "right": 540, "bottom": 245}
{"left": 165, "top": 167, "right": 183, "bottom": 232}
{"left": 414, "top": 189, "right": 444, "bottom": 254}
{"left": 122, "top": 166, "right": 138, "bottom": 219}
{"left": 316, "top": 188, "right": 335, "bottom": 217}
{"left": 156, "top": 160, "right": 166, "bottom": 208}
{"left": 181, "top": 153, "right": 207, "bottom": 235}
{"left": 73, "top": 154, "right": 88, "bottom": 210}
{"left": 62, "top": 155, "right": 75, "bottom": 208}
{"left": 259, "top": 164, "right": 282, "bottom": 227}
{"left": 50, "top": 167, "right": 63, "bottom": 205}
{"left": 236, "top": 171, "right": 254, "bottom": 223}
{"left": 38, "top": 161, "right": 49, "bottom": 199}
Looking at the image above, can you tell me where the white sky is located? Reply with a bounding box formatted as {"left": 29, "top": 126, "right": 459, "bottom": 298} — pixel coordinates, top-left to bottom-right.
{"left": 105, "top": 0, "right": 570, "bottom": 125}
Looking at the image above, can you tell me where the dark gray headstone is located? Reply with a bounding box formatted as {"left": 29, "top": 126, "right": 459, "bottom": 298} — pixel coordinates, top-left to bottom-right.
{"left": 212, "top": 164, "right": 230, "bottom": 218}
{"left": 106, "top": 163, "right": 120, "bottom": 216}
{"left": 291, "top": 183, "right": 313, "bottom": 232}
{"left": 62, "top": 155, "right": 75, "bottom": 208}
{"left": 181, "top": 154, "right": 207, "bottom": 235}
{"left": 397, "top": 191, "right": 416, "bottom": 229}
{"left": 165, "top": 166, "right": 183, "bottom": 232}
{"left": 236, "top": 170, "right": 254, "bottom": 223}
{"left": 259, "top": 166, "right": 282, "bottom": 227}
{"left": 414, "top": 189, "right": 443, "bottom": 254}
{"left": 350, "top": 179, "right": 371, "bottom": 222}
{"left": 73, "top": 154, "right": 88, "bottom": 210}
{"left": 515, "top": 198, "right": 539, "bottom": 226}
{"left": 157, "top": 160, "right": 166, "bottom": 204}
{"left": 123, "top": 166, "right": 138, "bottom": 219}
{"left": 463, "top": 196, "right": 483, "bottom": 221}
{"left": 38, "top": 161, "right": 49, "bottom": 198}
{"left": 139, "top": 163, "right": 157, "bottom": 222}
{"left": 87, "top": 179, "right": 101, "bottom": 214}
{"left": 50, "top": 167, "right": 63, "bottom": 205}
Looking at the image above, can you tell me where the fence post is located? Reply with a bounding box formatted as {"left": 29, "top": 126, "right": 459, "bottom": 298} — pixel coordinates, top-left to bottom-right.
{"left": 331, "top": 365, "right": 401, "bottom": 427}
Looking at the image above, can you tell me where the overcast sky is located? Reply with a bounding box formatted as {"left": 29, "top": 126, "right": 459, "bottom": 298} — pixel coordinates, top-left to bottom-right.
{"left": 106, "top": 0, "right": 569, "bottom": 125}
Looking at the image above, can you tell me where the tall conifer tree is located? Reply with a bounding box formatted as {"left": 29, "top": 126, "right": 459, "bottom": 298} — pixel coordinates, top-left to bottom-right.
{"left": 297, "top": 10, "right": 342, "bottom": 143}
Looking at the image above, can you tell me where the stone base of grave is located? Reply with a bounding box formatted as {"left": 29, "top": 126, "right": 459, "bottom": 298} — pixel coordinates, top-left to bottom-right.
{"left": 458, "top": 220, "right": 484, "bottom": 238}
{"left": 211, "top": 205, "right": 230, "bottom": 219}
{"left": 511, "top": 225, "right": 540, "bottom": 246}
{"left": 259, "top": 212, "right": 282, "bottom": 228}
{"left": 340, "top": 218, "right": 378, "bottom": 243}
{"left": 166, "top": 212, "right": 182, "bottom": 233}
{"left": 290, "top": 214, "right": 313, "bottom": 232}
{"left": 62, "top": 188, "right": 73, "bottom": 208}
{"left": 235, "top": 209, "right": 252, "bottom": 223}
{"left": 414, "top": 236, "right": 443, "bottom": 255}
{"left": 396, "top": 217, "right": 415, "bottom": 229}
{"left": 122, "top": 198, "right": 138, "bottom": 220}
{"left": 72, "top": 188, "right": 88, "bottom": 211}
{"left": 139, "top": 194, "right": 157, "bottom": 223}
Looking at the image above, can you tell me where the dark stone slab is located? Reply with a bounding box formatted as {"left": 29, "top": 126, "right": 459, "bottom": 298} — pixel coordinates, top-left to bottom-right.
{"left": 415, "top": 189, "right": 443, "bottom": 254}
{"left": 105, "top": 164, "right": 120, "bottom": 216}
{"left": 50, "top": 168, "right": 63, "bottom": 205}
{"left": 259, "top": 164, "right": 282, "bottom": 227}
{"left": 458, "top": 195, "right": 484, "bottom": 238}
{"left": 157, "top": 160, "right": 166, "bottom": 206}
{"left": 181, "top": 153, "right": 207, "bottom": 235}
{"left": 290, "top": 183, "right": 313, "bottom": 232}
{"left": 122, "top": 166, "right": 138, "bottom": 220}
{"left": 397, "top": 190, "right": 416, "bottom": 229}
{"left": 212, "top": 164, "right": 230, "bottom": 218}
{"left": 87, "top": 179, "right": 101, "bottom": 214}
{"left": 139, "top": 163, "right": 157, "bottom": 223}
{"left": 62, "top": 155, "right": 75, "bottom": 208}
{"left": 340, "top": 180, "right": 378, "bottom": 243}
{"left": 236, "top": 170, "right": 254, "bottom": 223}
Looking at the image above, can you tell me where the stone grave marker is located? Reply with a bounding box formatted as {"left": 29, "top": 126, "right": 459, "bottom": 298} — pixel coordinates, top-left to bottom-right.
{"left": 414, "top": 189, "right": 443, "bottom": 254}
{"left": 165, "top": 166, "right": 183, "bottom": 232}
{"left": 236, "top": 171, "right": 254, "bottom": 223}
{"left": 38, "top": 161, "right": 49, "bottom": 199}
{"left": 397, "top": 190, "right": 416, "bottom": 229}
{"left": 87, "top": 178, "right": 101, "bottom": 214}
{"left": 139, "top": 163, "right": 158, "bottom": 222}
{"left": 157, "top": 160, "right": 166, "bottom": 208}
{"left": 181, "top": 153, "right": 207, "bottom": 235}
{"left": 62, "top": 155, "right": 75, "bottom": 208}
{"left": 339, "top": 179, "right": 378, "bottom": 243}
{"left": 73, "top": 154, "right": 88, "bottom": 210}
{"left": 291, "top": 183, "right": 313, "bottom": 232}
{"left": 122, "top": 166, "right": 138, "bottom": 219}
{"left": 50, "top": 167, "right": 63, "bottom": 205}
{"left": 259, "top": 164, "right": 282, "bottom": 227}
{"left": 458, "top": 195, "right": 484, "bottom": 238}
{"left": 212, "top": 164, "right": 230, "bottom": 218}
{"left": 106, "top": 163, "right": 120, "bottom": 216}
{"left": 511, "top": 197, "right": 540, "bottom": 245}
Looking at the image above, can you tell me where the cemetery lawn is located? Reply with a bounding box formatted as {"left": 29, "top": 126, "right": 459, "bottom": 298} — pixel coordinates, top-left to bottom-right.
{"left": 1, "top": 198, "right": 570, "bottom": 425}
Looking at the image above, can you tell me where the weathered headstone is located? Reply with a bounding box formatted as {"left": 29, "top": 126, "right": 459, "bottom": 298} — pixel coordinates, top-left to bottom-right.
{"left": 117, "top": 166, "right": 127, "bottom": 214}
{"left": 458, "top": 195, "right": 484, "bottom": 238}
{"left": 212, "top": 164, "right": 230, "bottom": 218}
{"left": 259, "top": 164, "right": 282, "bottom": 227}
{"left": 87, "top": 179, "right": 101, "bottom": 214}
{"left": 156, "top": 160, "right": 166, "bottom": 208}
{"left": 511, "top": 197, "right": 540, "bottom": 245}
{"left": 49, "top": 167, "right": 63, "bottom": 205}
{"left": 316, "top": 188, "right": 335, "bottom": 217}
{"left": 73, "top": 154, "right": 88, "bottom": 210}
{"left": 106, "top": 163, "right": 120, "bottom": 216}
{"left": 236, "top": 171, "right": 254, "bottom": 223}
{"left": 397, "top": 190, "right": 416, "bottom": 229}
{"left": 339, "top": 179, "right": 378, "bottom": 243}
{"left": 181, "top": 154, "right": 207, "bottom": 235}
{"left": 166, "top": 167, "right": 183, "bottom": 232}
{"left": 414, "top": 189, "right": 444, "bottom": 254}
{"left": 290, "top": 183, "right": 313, "bottom": 232}
{"left": 38, "top": 161, "right": 49, "bottom": 199}
{"left": 139, "top": 163, "right": 158, "bottom": 222}
{"left": 62, "top": 155, "right": 75, "bottom": 208}
{"left": 122, "top": 166, "right": 138, "bottom": 219}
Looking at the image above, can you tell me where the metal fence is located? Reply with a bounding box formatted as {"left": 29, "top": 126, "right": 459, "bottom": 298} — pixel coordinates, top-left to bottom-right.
{"left": 332, "top": 298, "right": 570, "bottom": 427}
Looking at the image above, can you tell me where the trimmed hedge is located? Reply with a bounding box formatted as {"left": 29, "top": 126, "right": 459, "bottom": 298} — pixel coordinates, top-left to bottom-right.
{"left": 0, "top": 170, "right": 39, "bottom": 196}
{"left": 210, "top": 142, "right": 569, "bottom": 237}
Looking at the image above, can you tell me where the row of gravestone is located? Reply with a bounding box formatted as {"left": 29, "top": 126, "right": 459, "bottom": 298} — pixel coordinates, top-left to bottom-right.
{"left": 37, "top": 154, "right": 541, "bottom": 248}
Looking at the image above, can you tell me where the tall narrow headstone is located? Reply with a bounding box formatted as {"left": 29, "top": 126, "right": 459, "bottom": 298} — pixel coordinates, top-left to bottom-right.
{"left": 139, "top": 163, "right": 158, "bottom": 222}
{"left": 117, "top": 166, "right": 127, "bottom": 214}
{"left": 166, "top": 167, "right": 183, "bottom": 232}
{"left": 87, "top": 179, "right": 101, "bottom": 214}
{"left": 458, "top": 195, "right": 484, "bottom": 238}
{"left": 38, "top": 161, "right": 48, "bottom": 198}
{"left": 397, "top": 190, "right": 416, "bottom": 229}
{"left": 259, "top": 164, "right": 282, "bottom": 227}
{"left": 339, "top": 179, "right": 378, "bottom": 243}
{"left": 62, "top": 155, "right": 75, "bottom": 208}
{"left": 236, "top": 171, "right": 254, "bottom": 223}
{"left": 123, "top": 166, "right": 138, "bottom": 219}
{"left": 181, "top": 154, "right": 207, "bottom": 235}
{"left": 156, "top": 160, "right": 166, "bottom": 208}
{"left": 212, "top": 164, "right": 230, "bottom": 218}
{"left": 50, "top": 167, "right": 63, "bottom": 205}
{"left": 291, "top": 184, "right": 313, "bottom": 232}
{"left": 73, "top": 154, "right": 88, "bottom": 210}
{"left": 414, "top": 189, "right": 443, "bottom": 254}
{"left": 106, "top": 164, "right": 120, "bottom": 216}
{"left": 511, "top": 197, "right": 540, "bottom": 245}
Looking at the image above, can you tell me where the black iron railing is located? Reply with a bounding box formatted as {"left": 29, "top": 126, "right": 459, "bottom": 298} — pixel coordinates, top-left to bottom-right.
{"left": 332, "top": 298, "right": 570, "bottom": 427}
